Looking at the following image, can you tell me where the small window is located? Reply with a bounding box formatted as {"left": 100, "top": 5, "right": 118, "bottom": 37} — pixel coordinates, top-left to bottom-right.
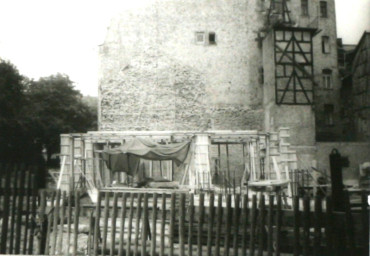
{"left": 195, "top": 32, "right": 205, "bottom": 44}
{"left": 195, "top": 31, "right": 216, "bottom": 46}
{"left": 324, "top": 104, "right": 334, "bottom": 126}
{"left": 320, "top": 1, "right": 328, "bottom": 18}
{"left": 301, "top": 0, "right": 309, "bottom": 16}
{"left": 208, "top": 32, "right": 216, "bottom": 45}
{"left": 322, "top": 36, "right": 330, "bottom": 53}
{"left": 322, "top": 69, "right": 332, "bottom": 89}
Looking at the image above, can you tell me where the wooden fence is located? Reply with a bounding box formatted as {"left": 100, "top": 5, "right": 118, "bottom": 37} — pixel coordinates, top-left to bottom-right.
{"left": 0, "top": 164, "right": 38, "bottom": 255}
{"left": 35, "top": 190, "right": 368, "bottom": 256}
{"left": 0, "top": 164, "right": 369, "bottom": 256}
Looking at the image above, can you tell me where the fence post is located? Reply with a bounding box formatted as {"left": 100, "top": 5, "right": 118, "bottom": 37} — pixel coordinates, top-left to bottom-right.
{"left": 325, "top": 196, "right": 333, "bottom": 255}
{"left": 344, "top": 191, "right": 355, "bottom": 256}
{"left": 329, "top": 149, "right": 345, "bottom": 211}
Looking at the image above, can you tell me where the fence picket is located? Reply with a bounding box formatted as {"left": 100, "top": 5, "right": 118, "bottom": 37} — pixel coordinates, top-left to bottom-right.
{"left": 126, "top": 193, "right": 135, "bottom": 256}
{"left": 102, "top": 192, "right": 110, "bottom": 256}
{"left": 150, "top": 193, "right": 158, "bottom": 256}
{"left": 198, "top": 193, "right": 205, "bottom": 256}
{"left": 93, "top": 191, "right": 102, "bottom": 256}
{"left": 180, "top": 193, "right": 186, "bottom": 256}
{"left": 361, "top": 192, "right": 369, "bottom": 256}
{"left": 224, "top": 194, "right": 231, "bottom": 256}
{"left": 249, "top": 195, "right": 257, "bottom": 256}
{"left": 206, "top": 193, "right": 215, "bottom": 256}
{"left": 160, "top": 193, "right": 166, "bottom": 256}
{"left": 22, "top": 171, "right": 31, "bottom": 254}
{"left": 142, "top": 193, "right": 149, "bottom": 256}
{"left": 170, "top": 193, "right": 176, "bottom": 256}
{"left": 118, "top": 193, "right": 127, "bottom": 256}
{"left": 267, "top": 195, "right": 274, "bottom": 256}
{"left": 257, "top": 195, "right": 265, "bottom": 256}
{"left": 57, "top": 191, "right": 66, "bottom": 255}
{"left": 111, "top": 193, "right": 119, "bottom": 256}
{"left": 45, "top": 191, "right": 55, "bottom": 255}
{"left": 188, "top": 194, "right": 194, "bottom": 256}
{"left": 241, "top": 194, "right": 248, "bottom": 256}
{"left": 38, "top": 190, "right": 47, "bottom": 255}
{"left": 275, "top": 195, "right": 282, "bottom": 256}
{"left": 134, "top": 193, "right": 143, "bottom": 255}
{"left": 293, "top": 196, "right": 300, "bottom": 256}
{"left": 9, "top": 167, "right": 19, "bottom": 254}
{"left": 233, "top": 194, "right": 240, "bottom": 256}
{"left": 51, "top": 189, "right": 61, "bottom": 255}
{"left": 0, "top": 168, "right": 10, "bottom": 254}
{"left": 302, "top": 196, "right": 310, "bottom": 256}
{"left": 73, "top": 190, "right": 80, "bottom": 256}
{"left": 67, "top": 190, "right": 73, "bottom": 256}
{"left": 313, "top": 195, "right": 322, "bottom": 256}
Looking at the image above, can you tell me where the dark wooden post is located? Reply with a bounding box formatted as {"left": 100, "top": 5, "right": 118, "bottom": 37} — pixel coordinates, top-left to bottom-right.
{"left": 329, "top": 149, "right": 345, "bottom": 211}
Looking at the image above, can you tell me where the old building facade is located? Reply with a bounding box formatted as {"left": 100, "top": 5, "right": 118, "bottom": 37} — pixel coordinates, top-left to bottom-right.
{"left": 98, "top": 0, "right": 340, "bottom": 149}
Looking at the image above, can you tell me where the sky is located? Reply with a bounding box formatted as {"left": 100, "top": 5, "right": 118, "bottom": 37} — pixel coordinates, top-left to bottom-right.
{"left": 0, "top": 0, "right": 369, "bottom": 96}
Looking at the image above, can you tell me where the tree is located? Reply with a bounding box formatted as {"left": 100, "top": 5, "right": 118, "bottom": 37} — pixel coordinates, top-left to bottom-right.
{"left": 25, "top": 74, "right": 97, "bottom": 163}
{"left": 0, "top": 61, "right": 32, "bottom": 162}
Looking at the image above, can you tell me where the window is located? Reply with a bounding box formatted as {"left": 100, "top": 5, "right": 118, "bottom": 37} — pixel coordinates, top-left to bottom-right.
{"left": 195, "top": 32, "right": 205, "bottom": 44}
{"left": 195, "top": 31, "right": 216, "bottom": 45}
{"left": 322, "top": 69, "right": 332, "bottom": 89}
{"left": 301, "top": 0, "right": 309, "bottom": 16}
{"left": 320, "top": 1, "right": 328, "bottom": 18}
{"left": 324, "top": 104, "right": 334, "bottom": 126}
{"left": 208, "top": 32, "right": 216, "bottom": 45}
{"left": 322, "top": 36, "right": 330, "bottom": 53}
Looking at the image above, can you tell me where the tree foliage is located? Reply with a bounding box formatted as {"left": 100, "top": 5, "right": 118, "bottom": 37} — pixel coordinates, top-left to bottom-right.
{"left": 0, "top": 61, "right": 97, "bottom": 165}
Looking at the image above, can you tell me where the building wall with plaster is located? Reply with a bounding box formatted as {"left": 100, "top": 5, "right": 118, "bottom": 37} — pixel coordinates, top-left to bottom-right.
{"left": 98, "top": 0, "right": 265, "bottom": 132}
{"left": 98, "top": 0, "right": 340, "bottom": 148}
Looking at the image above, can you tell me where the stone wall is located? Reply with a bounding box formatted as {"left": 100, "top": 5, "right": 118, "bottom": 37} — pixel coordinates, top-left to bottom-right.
{"left": 98, "top": 0, "right": 265, "bottom": 131}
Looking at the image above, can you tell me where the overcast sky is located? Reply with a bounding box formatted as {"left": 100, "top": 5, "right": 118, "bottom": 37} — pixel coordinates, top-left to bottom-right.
{"left": 0, "top": 0, "right": 369, "bottom": 96}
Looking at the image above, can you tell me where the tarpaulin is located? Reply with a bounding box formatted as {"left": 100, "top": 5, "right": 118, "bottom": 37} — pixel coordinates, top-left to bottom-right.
{"left": 102, "top": 138, "right": 191, "bottom": 175}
